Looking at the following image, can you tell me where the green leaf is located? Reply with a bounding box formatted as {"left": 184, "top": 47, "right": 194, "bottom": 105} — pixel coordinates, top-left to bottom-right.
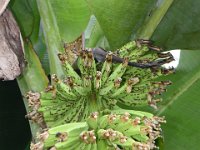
{"left": 86, "top": 0, "right": 157, "bottom": 50}
{"left": 36, "top": 0, "right": 65, "bottom": 77}
{"left": 34, "top": 27, "right": 50, "bottom": 75}
{"left": 36, "top": 0, "right": 91, "bottom": 76}
{"left": 49, "top": 0, "right": 91, "bottom": 42}
{"left": 10, "top": 0, "right": 50, "bottom": 74}
{"left": 138, "top": 0, "right": 200, "bottom": 50}
{"left": 156, "top": 51, "right": 200, "bottom": 150}
{"left": 85, "top": 16, "right": 110, "bottom": 49}
{"left": 17, "top": 41, "right": 48, "bottom": 93}
{"left": 87, "top": 0, "right": 200, "bottom": 51}
{"left": 136, "top": 0, "right": 173, "bottom": 40}
{"left": 10, "top": 0, "right": 40, "bottom": 43}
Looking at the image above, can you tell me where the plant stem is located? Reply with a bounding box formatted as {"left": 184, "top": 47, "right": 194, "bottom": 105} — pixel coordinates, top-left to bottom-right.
{"left": 136, "top": 0, "right": 174, "bottom": 39}
{"left": 17, "top": 40, "right": 49, "bottom": 138}
{"left": 36, "top": 0, "right": 65, "bottom": 78}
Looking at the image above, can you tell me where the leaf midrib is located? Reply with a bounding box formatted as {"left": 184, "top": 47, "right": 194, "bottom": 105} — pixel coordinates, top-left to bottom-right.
{"left": 136, "top": 0, "right": 174, "bottom": 39}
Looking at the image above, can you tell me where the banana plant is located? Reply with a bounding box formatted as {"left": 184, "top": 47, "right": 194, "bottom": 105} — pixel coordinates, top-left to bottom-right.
{"left": 1, "top": 0, "right": 200, "bottom": 150}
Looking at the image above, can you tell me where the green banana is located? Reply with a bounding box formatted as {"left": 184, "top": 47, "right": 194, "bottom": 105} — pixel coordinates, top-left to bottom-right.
{"left": 82, "top": 143, "right": 91, "bottom": 150}
{"left": 117, "top": 41, "right": 137, "bottom": 57}
{"left": 90, "top": 142, "right": 97, "bottom": 150}
{"left": 123, "top": 125, "right": 141, "bottom": 136}
{"left": 40, "top": 123, "right": 88, "bottom": 148}
{"left": 39, "top": 98, "right": 65, "bottom": 107}
{"left": 99, "top": 58, "right": 128, "bottom": 95}
{"left": 48, "top": 98, "right": 84, "bottom": 127}
{"left": 94, "top": 71, "right": 102, "bottom": 90}
{"left": 110, "top": 109, "right": 153, "bottom": 118}
{"left": 48, "top": 122, "right": 88, "bottom": 134}
{"left": 77, "top": 50, "right": 87, "bottom": 76}
{"left": 32, "top": 110, "right": 166, "bottom": 150}
{"left": 97, "top": 139, "right": 109, "bottom": 150}
{"left": 70, "top": 98, "right": 87, "bottom": 122}
{"left": 80, "top": 100, "right": 90, "bottom": 122}
{"left": 52, "top": 76, "right": 78, "bottom": 101}
{"left": 112, "top": 136, "right": 135, "bottom": 148}
{"left": 58, "top": 54, "right": 82, "bottom": 85}
{"left": 129, "top": 45, "right": 149, "bottom": 60}
{"left": 101, "top": 52, "right": 113, "bottom": 85}
{"left": 54, "top": 137, "right": 81, "bottom": 150}
{"left": 101, "top": 97, "right": 116, "bottom": 110}
{"left": 98, "top": 115, "right": 110, "bottom": 129}
{"left": 63, "top": 76, "right": 89, "bottom": 96}
{"left": 87, "top": 112, "right": 99, "bottom": 130}
{"left": 40, "top": 103, "right": 72, "bottom": 122}
{"left": 27, "top": 39, "right": 173, "bottom": 138}
{"left": 40, "top": 91, "right": 54, "bottom": 100}
{"left": 109, "top": 77, "right": 139, "bottom": 99}
{"left": 85, "top": 49, "right": 97, "bottom": 80}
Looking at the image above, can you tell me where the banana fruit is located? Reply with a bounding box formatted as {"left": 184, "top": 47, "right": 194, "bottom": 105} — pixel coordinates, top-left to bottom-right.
{"left": 26, "top": 39, "right": 173, "bottom": 129}
{"left": 31, "top": 110, "right": 166, "bottom": 150}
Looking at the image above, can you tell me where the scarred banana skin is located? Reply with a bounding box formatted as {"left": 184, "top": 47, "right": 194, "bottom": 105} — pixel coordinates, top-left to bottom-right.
{"left": 26, "top": 40, "right": 173, "bottom": 129}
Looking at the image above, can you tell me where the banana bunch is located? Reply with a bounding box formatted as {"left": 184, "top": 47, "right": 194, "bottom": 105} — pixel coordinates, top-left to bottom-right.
{"left": 31, "top": 110, "right": 165, "bottom": 150}
{"left": 117, "top": 39, "right": 174, "bottom": 63}
{"left": 26, "top": 40, "right": 173, "bottom": 128}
